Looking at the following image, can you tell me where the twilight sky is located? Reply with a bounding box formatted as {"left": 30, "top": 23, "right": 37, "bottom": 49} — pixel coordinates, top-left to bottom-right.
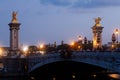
{"left": 1, "top": 0, "right": 120, "bottom": 46}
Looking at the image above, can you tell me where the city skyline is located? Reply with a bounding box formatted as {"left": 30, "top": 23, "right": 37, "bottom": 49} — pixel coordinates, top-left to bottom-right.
{"left": 1, "top": 0, "right": 120, "bottom": 46}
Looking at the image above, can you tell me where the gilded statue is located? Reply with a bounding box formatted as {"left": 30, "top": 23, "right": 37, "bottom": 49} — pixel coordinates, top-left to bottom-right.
{"left": 11, "top": 11, "right": 18, "bottom": 23}
{"left": 94, "top": 17, "right": 101, "bottom": 27}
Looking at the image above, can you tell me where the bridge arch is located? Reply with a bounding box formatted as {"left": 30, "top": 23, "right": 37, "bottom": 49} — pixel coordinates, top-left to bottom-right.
{"left": 29, "top": 58, "right": 109, "bottom": 73}
{"left": 28, "top": 52, "right": 120, "bottom": 73}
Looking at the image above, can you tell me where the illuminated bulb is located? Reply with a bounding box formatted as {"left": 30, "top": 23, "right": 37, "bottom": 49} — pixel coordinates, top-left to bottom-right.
{"left": 40, "top": 44, "right": 44, "bottom": 49}
{"left": 72, "top": 75, "right": 75, "bottom": 78}
{"left": 22, "top": 46, "right": 28, "bottom": 52}
{"left": 0, "top": 48, "right": 2, "bottom": 56}
{"left": 71, "top": 41, "right": 75, "bottom": 46}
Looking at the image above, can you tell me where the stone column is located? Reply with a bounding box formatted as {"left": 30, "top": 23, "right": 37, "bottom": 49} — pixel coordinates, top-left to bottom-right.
{"left": 8, "top": 11, "right": 21, "bottom": 56}
{"left": 91, "top": 17, "right": 104, "bottom": 50}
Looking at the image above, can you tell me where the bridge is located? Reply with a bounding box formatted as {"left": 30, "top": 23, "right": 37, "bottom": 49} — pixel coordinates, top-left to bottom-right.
{"left": 0, "top": 51, "right": 120, "bottom": 74}
{"left": 28, "top": 51, "right": 120, "bottom": 73}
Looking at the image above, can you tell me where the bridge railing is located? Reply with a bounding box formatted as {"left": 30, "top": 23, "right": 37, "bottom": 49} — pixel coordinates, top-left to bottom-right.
{"left": 27, "top": 51, "right": 120, "bottom": 64}
{"left": 27, "top": 53, "right": 60, "bottom": 71}
{"left": 73, "top": 51, "right": 120, "bottom": 63}
{"left": 72, "top": 51, "right": 120, "bottom": 73}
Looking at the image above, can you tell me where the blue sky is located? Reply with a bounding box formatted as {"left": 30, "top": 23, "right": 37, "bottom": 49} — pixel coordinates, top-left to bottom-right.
{"left": 1, "top": 0, "right": 120, "bottom": 46}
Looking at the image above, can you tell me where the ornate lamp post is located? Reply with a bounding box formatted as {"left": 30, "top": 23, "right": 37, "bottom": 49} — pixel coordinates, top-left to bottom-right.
{"left": 112, "top": 33, "right": 116, "bottom": 43}
{"left": 39, "top": 44, "right": 45, "bottom": 55}
{"left": 78, "top": 36, "right": 82, "bottom": 44}
{"left": 115, "top": 29, "right": 119, "bottom": 44}
{"left": 111, "top": 33, "right": 116, "bottom": 50}
{"left": 78, "top": 36, "right": 83, "bottom": 51}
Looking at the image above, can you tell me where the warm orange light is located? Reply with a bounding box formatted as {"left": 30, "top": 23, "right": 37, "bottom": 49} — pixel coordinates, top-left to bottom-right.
{"left": 40, "top": 44, "right": 44, "bottom": 49}
{"left": 93, "top": 39, "right": 99, "bottom": 49}
{"left": 108, "top": 74, "right": 120, "bottom": 79}
{"left": 97, "top": 43, "right": 99, "bottom": 46}
{"left": 115, "top": 29, "right": 119, "bottom": 34}
{"left": 70, "top": 41, "right": 75, "bottom": 46}
{"left": 93, "top": 40, "right": 97, "bottom": 45}
{"left": 78, "top": 46, "right": 81, "bottom": 49}
{"left": 0, "top": 48, "right": 3, "bottom": 56}
{"left": 111, "top": 44, "right": 114, "bottom": 48}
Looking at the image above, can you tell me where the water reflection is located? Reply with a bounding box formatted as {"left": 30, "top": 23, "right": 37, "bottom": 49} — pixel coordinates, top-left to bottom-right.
{"left": 108, "top": 74, "right": 120, "bottom": 79}
{"left": 0, "top": 74, "right": 120, "bottom": 80}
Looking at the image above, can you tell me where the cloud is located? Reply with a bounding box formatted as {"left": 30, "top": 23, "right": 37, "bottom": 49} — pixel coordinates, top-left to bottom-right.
{"left": 39, "top": 0, "right": 120, "bottom": 8}
{"left": 71, "top": 0, "right": 120, "bottom": 9}
{"left": 38, "top": 0, "right": 120, "bottom": 14}
{"left": 40, "top": 0, "right": 71, "bottom": 6}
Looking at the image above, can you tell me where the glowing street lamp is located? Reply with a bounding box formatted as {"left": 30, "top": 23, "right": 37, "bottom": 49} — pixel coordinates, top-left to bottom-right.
{"left": 22, "top": 45, "right": 28, "bottom": 55}
{"left": 39, "top": 44, "right": 45, "bottom": 55}
{"left": 78, "top": 36, "right": 82, "bottom": 40}
{"left": 70, "top": 41, "right": 75, "bottom": 46}
{"left": 0, "top": 48, "right": 3, "bottom": 57}
{"left": 72, "top": 75, "right": 76, "bottom": 79}
{"left": 111, "top": 44, "right": 115, "bottom": 49}
{"left": 112, "top": 33, "right": 116, "bottom": 43}
{"left": 115, "top": 29, "right": 119, "bottom": 43}
{"left": 40, "top": 44, "right": 44, "bottom": 49}
{"left": 78, "top": 45, "right": 81, "bottom": 49}
{"left": 78, "top": 36, "right": 82, "bottom": 42}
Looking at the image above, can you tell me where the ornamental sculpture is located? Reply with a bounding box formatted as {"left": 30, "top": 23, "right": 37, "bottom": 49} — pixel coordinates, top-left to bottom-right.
{"left": 94, "top": 17, "right": 101, "bottom": 27}
{"left": 11, "top": 11, "right": 18, "bottom": 23}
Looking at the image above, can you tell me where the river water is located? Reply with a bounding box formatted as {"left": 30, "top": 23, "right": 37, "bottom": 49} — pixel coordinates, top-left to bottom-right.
{"left": 0, "top": 74, "right": 120, "bottom": 80}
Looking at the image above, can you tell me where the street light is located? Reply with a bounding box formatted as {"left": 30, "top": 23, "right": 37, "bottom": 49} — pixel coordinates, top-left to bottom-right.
{"left": 40, "top": 44, "right": 44, "bottom": 49}
{"left": 0, "top": 48, "right": 3, "bottom": 57}
{"left": 39, "top": 44, "right": 45, "bottom": 55}
{"left": 78, "top": 36, "right": 82, "bottom": 40}
{"left": 70, "top": 41, "right": 75, "bottom": 46}
{"left": 72, "top": 75, "right": 76, "bottom": 79}
{"left": 22, "top": 45, "right": 28, "bottom": 55}
{"left": 78, "top": 36, "right": 82, "bottom": 44}
{"left": 115, "top": 29, "right": 119, "bottom": 43}
{"left": 112, "top": 33, "right": 116, "bottom": 43}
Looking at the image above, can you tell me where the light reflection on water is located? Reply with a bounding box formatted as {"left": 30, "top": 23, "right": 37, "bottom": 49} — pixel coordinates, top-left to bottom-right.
{"left": 108, "top": 74, "right": 120, "bottom": 79}
{"left": 0, "top": 74, "right": 120, "bottom": 80}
